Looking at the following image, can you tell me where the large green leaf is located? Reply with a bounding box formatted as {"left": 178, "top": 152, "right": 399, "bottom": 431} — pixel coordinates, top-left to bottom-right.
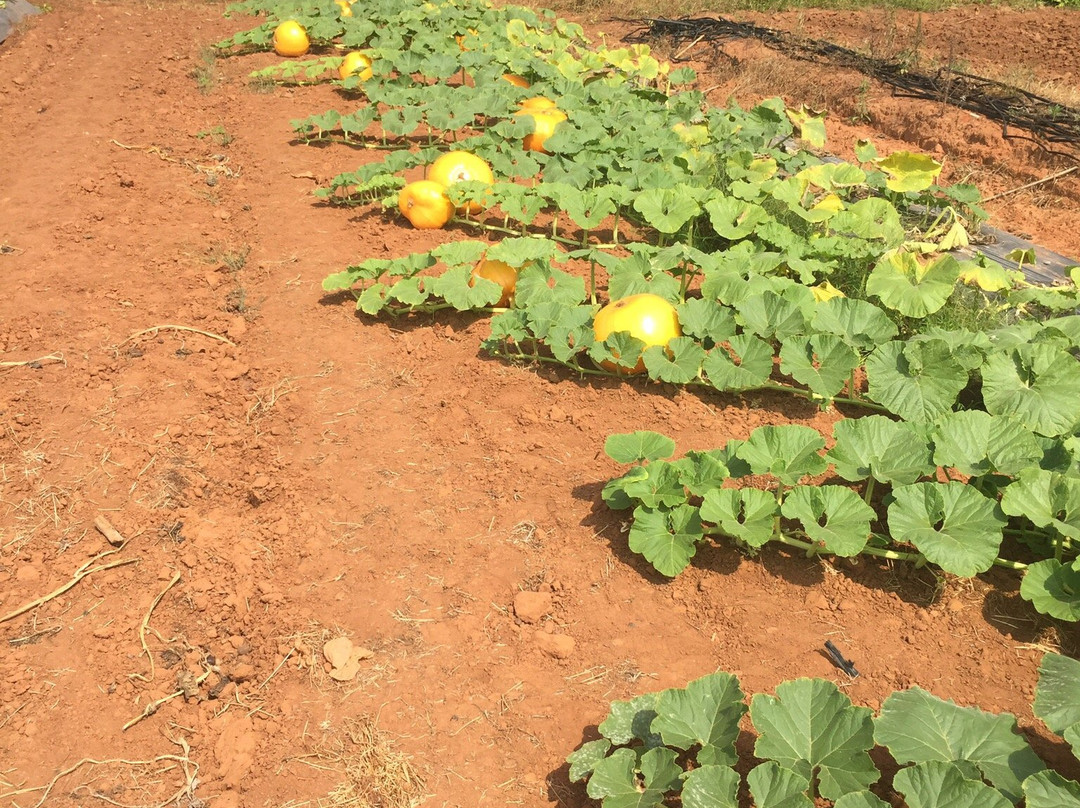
{"left": 737, "top": 289, "right": 813, "bottom": 341}
{"left": 866, "top": 251, "right": 960, "bottom": 318}
{"left": 633, "top": 185, "right": 704, "bottom": 234}
{"left": 653, "top": 672, "right": 748, "bottom": 766}
{"left": 779, "top": 334, "right": 860, "bottom": 400}
{"left": 1023, "top": 770, "right": 1080, "bottom": 808}
{"left": 981, "top": 343, "right": 1080, "bottom": 437}
{"left": 781, "top": 485, "right": 875, "bottom": 556}
{"left": 599, "top": 693, "right": 661, "bottom": 746}
{"left": 865, "top": 339, "right": 968, "bottom": 423}
{"left": 931, "top": 411, "right": 1044, "bottom": 478}
{"left": 605, "top": 431, "right": 677, "bottom": 465}
{"left": 671, "top": 450, "right": 731, "bottom": 498}
{"left": 751, "top": 678, "right": 878, "bottom": 800}
{"left": 681, "top": 765, "right": 740, "bottom": 808}
{"left": 567, "top": 739, "right": 612, "bottom": 782}
{"left": 810, "top": 296, "right": 898, "bottom": 352}
{"left": 1033, "top": 653, "right": 1080, "bottom": 740}
{"left": 643, "top": 338, "right": 707, "bottom": 384}
{"left": 702, "top": 334, "right": 774, "bottom": 392}
{"left": 699, "top": 487, "right": 779, "bottom": 547}
{"left": 874, "top": 687, "right": 1045, "bottom": 803}
{"left": 628, "top": 504, "right": 704, "bottom": 577}
{"left": 736, "top": 425, "right": 827, "bottom": 487}
{"left": 887, "top": 482, "right": 1006, "bottom": 576}
{"left": 746, "top": 762, "right": 812, "bottom": 808}
{"left": 893, "top": 761, "right": 1012, "bottom": 808}
{"left": 586, "top": 747, "right": 682, "bottom": 808}
{"left": 1020, "top": 559, "right": 1080, "bottom": 622}
{"left": 1000, "top": 468, "right": 1080, "bottom": 541}
{"left": 826, "top": 416, "right": 934, "bottom": 485}
{"left": 833, "top": 794, "right": 889, "bottom": 808}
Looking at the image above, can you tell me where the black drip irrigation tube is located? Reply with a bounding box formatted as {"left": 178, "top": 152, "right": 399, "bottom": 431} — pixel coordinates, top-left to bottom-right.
{"left": 621, "top": 15, "right": 1080, "bottom": 284}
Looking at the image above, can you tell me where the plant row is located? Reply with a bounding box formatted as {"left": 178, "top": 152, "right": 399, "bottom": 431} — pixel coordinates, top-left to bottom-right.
{"left": 566, "top": 652, "right": 1080, "bottom": 808}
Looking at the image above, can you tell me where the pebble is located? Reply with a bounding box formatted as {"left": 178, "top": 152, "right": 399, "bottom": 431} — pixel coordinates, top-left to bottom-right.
{"left": 534, "top": 631, "right": 574, "bottom": 659}
{"left": 513, "top": 591, "right": 553, "bottom": 624}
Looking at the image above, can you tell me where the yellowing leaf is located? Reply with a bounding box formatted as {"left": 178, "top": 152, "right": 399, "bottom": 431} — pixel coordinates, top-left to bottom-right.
{"left": 786, "top": 105, "right": 827, "bottom": 148}
{"left": 812, "top": 280, "right": 846, "bottom": 302}
{"left": 878, "top": 151, "right": 943, "bottom": 193}
{"left": 958, "top": 259, "right": 1018, "bottom": 292}
{"left": 811, "top": 193, "right": 845, "bottom": 214}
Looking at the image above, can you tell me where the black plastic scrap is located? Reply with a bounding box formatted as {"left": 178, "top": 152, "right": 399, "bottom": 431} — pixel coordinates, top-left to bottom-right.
{"left": 824, "top": 640, "right": 860, "bottom": 678}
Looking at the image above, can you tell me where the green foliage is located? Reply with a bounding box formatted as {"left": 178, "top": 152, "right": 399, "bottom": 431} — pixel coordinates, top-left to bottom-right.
{"left": 570, "top": 659, "right": 1079, "bottom": 808}
{"left": 601, "top": 421, "right": 1079, "bottom": 616}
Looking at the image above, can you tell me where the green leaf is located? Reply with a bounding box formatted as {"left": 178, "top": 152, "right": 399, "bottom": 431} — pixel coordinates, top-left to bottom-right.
{"left": 705, "top": 195, "right": 771, "bottom": 240}
{"left": 737, "top": 289, "right": 812, "bottom": 341}
{"left": 702, "top": 335, "right": 774, "bottom": 392}
{"left": 681, "top": 765, "right": 739, "bottom": 808}
{"left": 779, "top": 334, "right": 860, "bottom": 400}
{"left": 678, "top": 298, "right": 737, "bottom": 344}
{"left": 643, "top": 338, "right": 706, "bottom": 384}
{"left": 1034, "top": 653, "right": 1080, "bottom": 738}
{"left": 932, "top": 411, "right": 1044, "bottom": 478}
{"left": 586, "top": 747, "right": 680, "bottom": 808}
{"left": 982, "top": 344, "right": 1080, "bottom": 437}
{"left": 750, "top": 678, "right": 878, "bottom": 801}
{"left": 515, "top": 264, "right": 587, "bottom": 308}
{"left": 1000, "top": 468, "right": 1080, "bottom": 540}
{"left": 875, "top": 686, "right": 1045, "bottom": 802}
{"left": 833, "top": 794, "right": 890, "bottom": 808}
{"left": 827, "top": 416, "right": 934, "bottom": 486}
{"left": 653, "top": 672, "right": 748, "bottom": 766}
{"left": 628, "top": 504, "right": 704, "bottom": 577}
{"left": 604, "top": 431, "right": 677, "bottom": 465}
{"left": 811, "top": 297, "right": 898, "bottom": 352}
{"left": 567, "top": 739, "right": 612, "bottom": 782}
{"left": 671, "top": 450, "right": 731, "bottom": 498}
{"left": 633, "top": 186, "right": 703, "bottom": 234}
{"left": 599, "top": 693, "right": 661, "bottom": 746}
{"left": 831, "top": 198, "right": 904, "bottom": 244}
{"left": 865, "top": 340, "right": 968, "bottom": 423}
{"left": 700, "top": 487, "right": 779, "bottom": 547}
{"left": 736, "top": 425, "right": 827, "bottom": 487}
{"left": 866, "top": 251, "right": 960, "bottom": 318}
{"left": 357, "top": 283, "right": 389, "bottom": 315}
{"left": 877, "top": 151, "right": 942, "bottom": 193}
{"left": 1021, "top": 559, "right": 1080, "bottom": 622}
{"left": 747, "top": 761, "right": 812, "bottom": 808}
{"left": 781, "top": 486, "right": 874, "bottom": 556}
{"left": 887, "top": 482, "right": 1006, "bottom": 576}
{"left": 429, "top": 265, "right": 499, "bottom": 311}
{"left": 1023, "top": 770, "right": 1080, "bottom": 808}
{"left": 894, "top": 761, "right": 1012, "bottom": 808}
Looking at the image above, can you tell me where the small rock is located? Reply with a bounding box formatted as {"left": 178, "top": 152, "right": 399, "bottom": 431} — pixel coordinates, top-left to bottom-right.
{"left": 804, "top": 591, "right": 829, "bottom": 610}
{"left": 322, "top": 637, "right": 354, "bottom": 669}
{"left": 836, "top": 598, "right": 858, "bottom": 612}
{"left": 534, "top": 632, "right": 574, "bottom": 659}
{"left": 226, "top": 317, "right": 246, "bottom": 340}
{"left": 513, "top": 591, "right": 553, "bottom": 624}
{"left": 947, "top": 598, "right": 964, "bottom": 613}
{"left": 229, "top": 662, "right": 256, "bottom": 683}
{"left": 92, "top": 624, "right": 115, "bottom": 639}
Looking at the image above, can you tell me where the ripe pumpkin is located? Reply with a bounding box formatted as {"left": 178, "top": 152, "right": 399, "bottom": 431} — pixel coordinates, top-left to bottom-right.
{"left": 398, "top": 181, "right": 455, "bottom": 229}
{"left": 335, "top": 0, "right": 353, "bottom": 16}
{"left": 593, "top": 293, "right": 681, "bottom": 374}
{"left": 515, "top": 108, "right": 568, "bottom": 153}
{"left": 502, "top": 74, "right": 530, "bottom": 88}
{"left": 339, "top": 51, "right": 373, "bottom": 81}
{"left": 272, "top": 21, "right": 309, "bottom": 57}
{"left": 518, "top": 96, "right": 557, "bottom": 113}
{"left": 469, "top": 259, "right": 518, "bottom": 307}
{"left": 427, "top": 151, "right": 494, "bottom": 215}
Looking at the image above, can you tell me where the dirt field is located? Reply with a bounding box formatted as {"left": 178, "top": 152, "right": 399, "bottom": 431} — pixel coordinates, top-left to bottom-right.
{"left": 2, "top": 1, "right": 1079, "bottom": 807}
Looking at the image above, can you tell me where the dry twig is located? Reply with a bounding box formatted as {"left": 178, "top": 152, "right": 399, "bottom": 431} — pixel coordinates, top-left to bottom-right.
{"left": 0, "top": 548, "right": 139, "bottom": 624}
{"left": 130, "top": 573, "right": 182, "bottom": 683}
{"left": 0, "top": 353, "right": 65, "bottom": 370}
{"left": 119, "top": 324, "right": 234, "bottom": 347}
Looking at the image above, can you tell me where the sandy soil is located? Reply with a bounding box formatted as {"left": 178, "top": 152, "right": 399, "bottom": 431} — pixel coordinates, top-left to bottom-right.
{"left": 1, "top": 2, "right": 1078, "bottom": 807}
